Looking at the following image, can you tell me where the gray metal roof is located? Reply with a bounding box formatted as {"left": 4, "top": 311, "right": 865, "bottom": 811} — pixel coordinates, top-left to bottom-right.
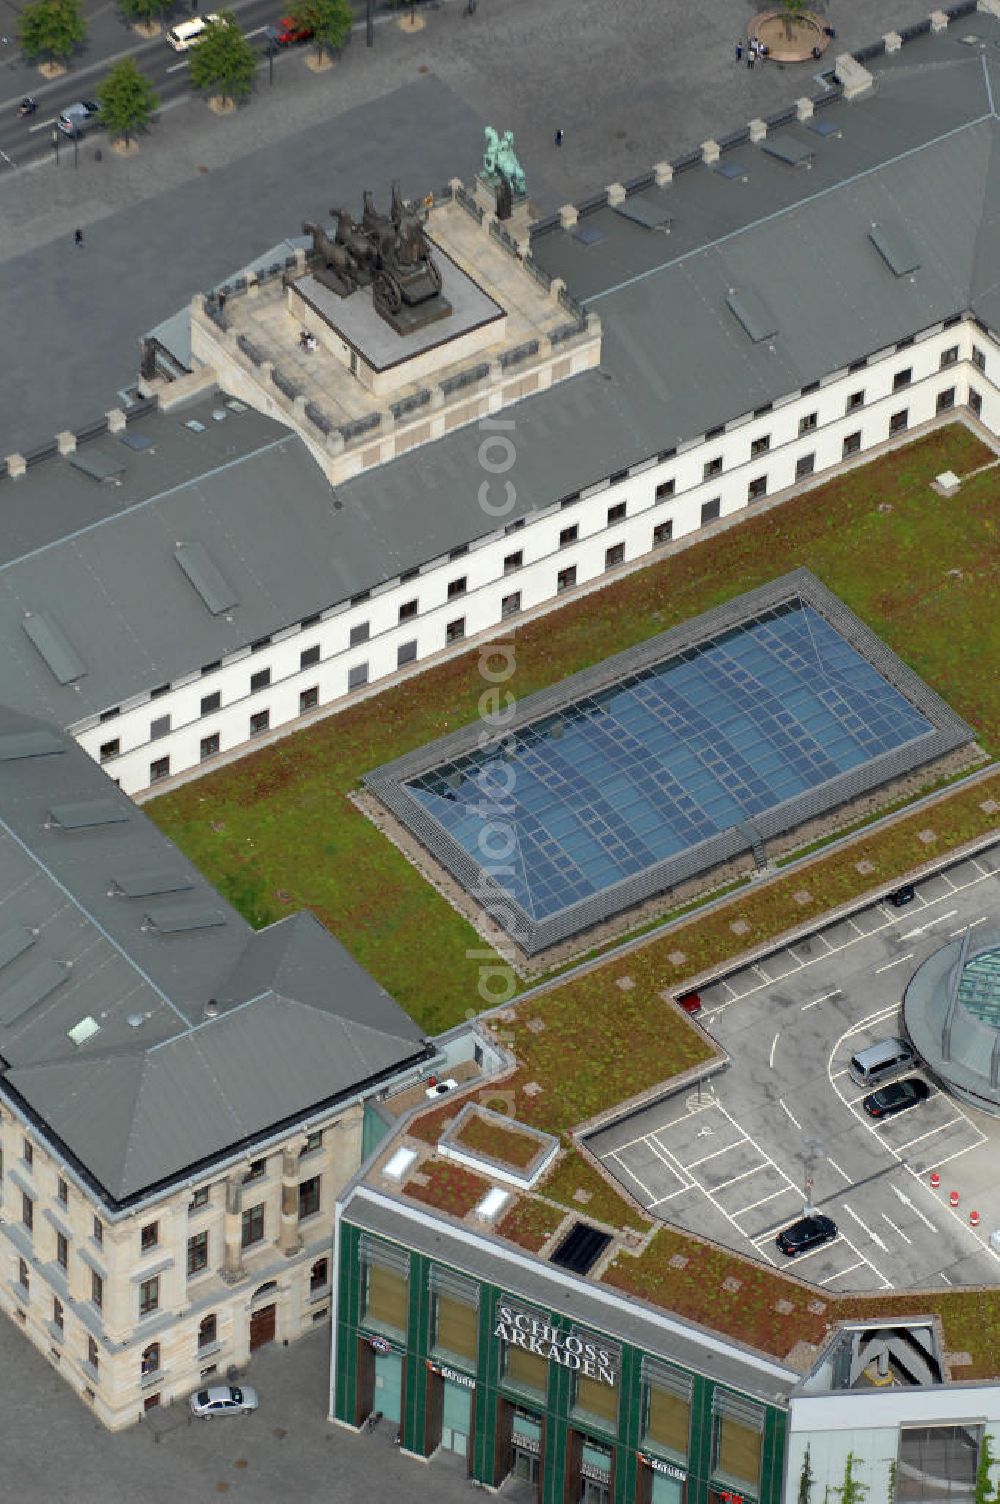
{"left": 2, "top": 28, "right": 1000, "bottom": 725}
{"left": 344, "top": 1187, "right": 799, "bottom": 1406}
{"left": 0, "top": 703, "right": 427, "bottom": 1204}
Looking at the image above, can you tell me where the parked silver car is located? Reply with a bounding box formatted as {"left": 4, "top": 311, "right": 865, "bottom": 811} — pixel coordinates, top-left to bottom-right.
{"left": 57, "top": 100, "right": 101, "bottom": 138}
{"left": 190, "top": 1383, "right": 259, "bottom": 1418}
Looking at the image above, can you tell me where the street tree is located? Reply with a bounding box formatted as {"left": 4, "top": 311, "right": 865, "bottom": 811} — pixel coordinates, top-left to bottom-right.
{"left": 187, "top": 11, "right": 257, "bottom": 106}
{"left": 98, "top": 57, "right": 159, "bottom": 146}
{"left": 288, "top": 0, "right": 352, "bottom": 62}
{"left": 117, "top": 0, "right": 172, "bottom": 29}
{"left": 18, "top": 0, "right": 85, "bottom": 67}
{"left": 778, "top": 0, "right": 809, "bottom": 42}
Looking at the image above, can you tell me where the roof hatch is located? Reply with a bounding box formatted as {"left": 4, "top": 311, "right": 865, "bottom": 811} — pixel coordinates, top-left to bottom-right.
{"left": 869, "top": 220, "right": 920, "bottom": 276}
{"left": 174, "top": 542, "right": 238, "bottom": 616}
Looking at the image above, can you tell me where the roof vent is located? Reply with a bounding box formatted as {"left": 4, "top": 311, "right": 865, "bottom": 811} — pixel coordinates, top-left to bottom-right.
{"left": 550, "top": 1221, "right": 612, "bottom": 1274}
{"left": 474, "top": 1186, "right": 510, "bottom": 1222}
{"left": 68, "top": 1015, "right": 101, "bottom": 1047}
{"left": 203, "top": 999, "right": 219, "bottom": 1021}
{"left": 126, "top": 1013, "right": 147, "bottom": 1029}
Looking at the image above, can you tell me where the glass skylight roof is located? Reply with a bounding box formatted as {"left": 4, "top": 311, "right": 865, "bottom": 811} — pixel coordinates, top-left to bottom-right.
{"left": 367, "top": 573, "right": 971, "bottom": 954}
{"left": 404, "top": 602, "right": 931, "bottom": 923}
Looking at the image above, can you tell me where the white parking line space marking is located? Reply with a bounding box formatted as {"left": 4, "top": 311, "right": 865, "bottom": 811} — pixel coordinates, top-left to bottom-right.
{"left": 890, "top": 1184, "right": 936, "bottom": 1232}
{"left": 901, "top": 909, "right": 957, "bottom": 939}
{"left": 827, "top": 1158, "right": 851, "bottom": 1182}
{"left": 685, "top": 1141, "right": 750, "bottom": 1170}
{"left": 801, "top": 988, "right": 842, "bottom": 1011}
{"left": 874, "top": 953, "right": 913, "bottom": 973}
{"left": 712, "top": 1163, "right": 769, "bottom": 1193}
{"left": 736, "top": 1186, "right": 798, "bottom": 1216}
{"left": 769, "top": 1032, "right": 779, "bottom": 1068}
{"left": 949, "top": 917, "right": 987, "bottom": 938}
{"left": 821, "top": 1261, "right": 864, "bottom": 1283}
{"left": 881, "top": 1214, "right": 912, "bottom": 1244}
{"left": 841, "top": 1203, "right": 889, "bottom": 1251}
{"left": 779, "top": 1099, "right": 802, "bottom": 1131}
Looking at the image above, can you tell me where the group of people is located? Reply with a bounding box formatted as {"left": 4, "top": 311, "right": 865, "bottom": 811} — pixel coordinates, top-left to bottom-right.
{"left": 299, "top": 330, "right": 318, "bottom": 353}
{"left": 736, "top": 35, "right": 769, "bottom": 67}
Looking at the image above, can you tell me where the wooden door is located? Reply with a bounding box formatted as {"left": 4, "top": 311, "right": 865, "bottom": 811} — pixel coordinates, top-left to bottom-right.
{"left": 249, "top": 1303, "right": 276, "bottom": 1351}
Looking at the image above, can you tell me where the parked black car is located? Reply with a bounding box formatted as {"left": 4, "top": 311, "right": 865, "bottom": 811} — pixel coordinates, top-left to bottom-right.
{"left": 776, "top": 1214, "right": 838, "bottom": 1257}
{"left": 889, "top": 883, "right": 916, "bottom": 908}
{"left": 863, "top": 1076, "right": 930, "bottom": 1119}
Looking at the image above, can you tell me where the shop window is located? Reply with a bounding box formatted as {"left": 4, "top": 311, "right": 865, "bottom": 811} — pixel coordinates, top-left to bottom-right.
{"left": 501, "top": 1338, "right": 548, "bottom": 1399}
{"left": 896, "top": 1423, "right": 980, "bottom": 1502}
{"left": 432, "top": 1290, "right": 478, "bottom": 1365}
{"left": 571, "top": 1367, "right": 619, "bottom": 1429}
{"left": 362, "top": 1260, "right": 409, "bottom": 1339}
{"left": 711, "top": 1399, "right": 763, "bottom": 1494}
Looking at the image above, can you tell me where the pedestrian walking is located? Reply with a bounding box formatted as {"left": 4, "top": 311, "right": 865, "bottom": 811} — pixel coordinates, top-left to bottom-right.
{"left": 735, "top": 40, "right": 742, "bottom": 62}
{"left": 747, "top": 44, "right": 755, "bottom": 69}
{"left": 74, "top": 228, "right": 83, "bottom": 246}
{"left": 554, "top": 128, "right": 564, "bottom": 147}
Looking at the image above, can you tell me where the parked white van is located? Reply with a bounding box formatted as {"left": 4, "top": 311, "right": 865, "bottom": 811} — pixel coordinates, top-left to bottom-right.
{"left": 166, "top": 14, "right": 220, "bottom": 50}
{"left": 849, "top": 1037, "right": 916, "bottom": 1089}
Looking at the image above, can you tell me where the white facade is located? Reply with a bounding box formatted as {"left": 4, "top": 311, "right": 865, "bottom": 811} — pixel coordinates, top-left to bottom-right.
{"left": 73, "top": 314, "right": 997, "bottom": 796}
{"left": 785, "top": 1382, "right": 1000, "bottom": 1503}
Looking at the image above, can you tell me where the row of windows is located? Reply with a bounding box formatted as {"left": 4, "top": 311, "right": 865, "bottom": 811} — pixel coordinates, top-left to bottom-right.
{"left": 361, "top": 1260, "right": 764, "bottom": 1492}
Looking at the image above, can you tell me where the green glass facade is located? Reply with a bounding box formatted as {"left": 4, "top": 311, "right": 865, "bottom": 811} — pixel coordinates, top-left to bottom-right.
{"left": 334, "top": 1219, "right": 788, "bottom": 1504}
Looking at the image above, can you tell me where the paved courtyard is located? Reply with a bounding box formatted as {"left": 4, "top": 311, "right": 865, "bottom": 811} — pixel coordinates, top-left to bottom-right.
{"left": 2, "top": 1315, "right": 474, "bottom": 1504}
{"left": 590, "top": 841, "right": 1000, "bottom": 1294}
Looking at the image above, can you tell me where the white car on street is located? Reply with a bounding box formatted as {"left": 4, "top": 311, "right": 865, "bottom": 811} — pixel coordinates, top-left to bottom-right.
{"left": 190, "top": 1383, "right": 259, "bottom": 1418}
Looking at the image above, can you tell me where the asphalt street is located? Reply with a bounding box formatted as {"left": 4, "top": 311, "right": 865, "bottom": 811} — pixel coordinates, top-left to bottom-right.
{"left": 590, "top": 841, "right": 1000, "bottom": 1295}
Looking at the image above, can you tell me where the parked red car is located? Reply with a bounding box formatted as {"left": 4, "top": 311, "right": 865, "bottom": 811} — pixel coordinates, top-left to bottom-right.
{"left": 676, "top": 991, "right": 702, "bottom": 1016}
{"left": 273, "top": 15, "right": 313, "bottom": 43}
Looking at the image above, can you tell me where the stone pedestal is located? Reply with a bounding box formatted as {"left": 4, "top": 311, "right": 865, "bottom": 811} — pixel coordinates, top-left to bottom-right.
{"left": 278, "top": 1148, "right": 304, "bottom": 1256}
{"left": 222, "top": 1178, "right": 245, "bottom": 1284}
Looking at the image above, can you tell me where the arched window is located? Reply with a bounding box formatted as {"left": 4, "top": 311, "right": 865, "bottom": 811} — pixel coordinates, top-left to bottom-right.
{"left": 310, "top": 1258, "right": 329, "bottom": 1293}
{"left": 251, "top": 1280, "right": 278, "bottom": 1304}
{"left": 141, "top": 1342, "right": 160, "bottom": 1377}
{"left": 198, "top": 1314, "right": 217, "bottom": 1350}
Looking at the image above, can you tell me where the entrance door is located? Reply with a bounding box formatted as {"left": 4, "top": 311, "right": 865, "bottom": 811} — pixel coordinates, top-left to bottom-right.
{"left": 512, "top": 1448, "right": 541, "bottom": 1486}
{"left": 374, "top": 1350, "right": 403, "bottom": 1424}
{"left": 249, "top": 1303, "right": 276, "bottom": 1351}
{"left": 580, "top": 1479, "right": 610, "bottom": 1504}
{"left": 441, "top": 1379, "right": 472, "bottom": 1455}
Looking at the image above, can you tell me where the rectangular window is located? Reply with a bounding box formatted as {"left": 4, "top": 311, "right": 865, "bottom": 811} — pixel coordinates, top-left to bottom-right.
{"left": 150, "top": 714, "right": 171, "bottom": 741}
{"left": 140, "top": 1222, "right": 158, "bottom": 1253}
{"left": 250, "top": 668, "right": 271, "bottom": 694}
{"left": 249, "top": 709, "right": 270, "bottom": 737}
{"left": 200, "top": 691, "right": 221, "bottom": 716}
{"left": 56, "top": 1232, "right": 68, "bottom": 1270}
{"left": 937, "top": 386, "right": 956, "bottom": 412}
{"left": 652, "top": 520, "right": 673, "bottom": 546}
{"left": 559, "top": 524, "right": 578, "bottom": 548}
{"left": 747, "top": 476, "right": 767, "bottom": 501}
{"left": 53, "top": 1297, "right": 64, "bottom": 1333}
{"left": 298, "top": 1176, "right": 321, "bottom": 1220}
{"left": 607, "top": 501, "right": 626, "bottom": 524}
{"left": 795, "top": 452, "right": 815, "bottom": 480}
{"left": 302, "top": 1130, "right": 323, "bottom": 1154}
{"left": 187, "top": 1231, "right": 209, "bottom": 1276}
{"left": 398, "top": 598, "right": 418, "bottom": 623}
{"left": 300, "top": 644, "right": 320, "bottom": 669}
{"left": 397, "top": 640, "right": 417, "bottom": 667}
{"left": 560, "top": 493, "right": 579, "bottom": 509}
{"left": 643, "top": 1383, "right": 691, "bottom": 1460}
{"left": 504, "top": 518, "right": 525, "bottom": 535}
{"left": 449, "top": 543, "right": 469, "bottom": 559}
{"left": 712, "top": 1406, "right": 763, "bottom": 1493}
{"left": 447, "top": 576, "right": 467, "bottom": 600}
{"left": 556, "top": 565, "right": 577, "bottom": 593}
{"left": 896, "top": 1425, "right": 981, "bottom": 1502}
{"left": 299, "top": 686, "right": 319, "bottom": 713}
{"left": 348, "top": 663, "right": 368, "bottom": 691}
{"left": 801, "top": 380, "right": 820, "bottom": 395}
{"left": 24, "top": 1139, "right": 33, "bottom": 1168}
{"left": 17, "top": 1258, "right": 29, "bottom": 1293}
{"left": 241, "top": 1203, "right": 265, "bottom": 1248}
{"left": 843, "top": 430, "right": 862, "bottom": 457}
{"left": 970, "top": 387, "right": 983, "bottom": 417}
{"left": 201, "top": 661, "right": 221, "bottom": 677}
{"left": 432, "top": 1292, "right": 478, "bottom": 1365}
{"left": 189, "top": 1187, "right": 209, "bottom": 1211}
{"left": 445, "top": 617, "right": 466, "bottom": 644}
{"left": 199, "top": 1315, "right": 218, "bottom": 1349}
{"left": 150, "top": 683, "right": 170, "bottom": 699}
{"left": 501, "top": 1337, "right": 547, "bottom": 1398}
{"left": 750, "top": 434, "right": 770, "bottom": 457}
{"left": 99, "top": 706, "right": 120, "bottom": 722}
{"left": 91, "top": 1269, "right": 103, "bottom": 1309}
{"left": 893, "top": 367, "right": 912, "bottom": 392}
{"left": 138, "top": 1277, "right": 159, "bottom": 1317}
{"left": 350, "top": 590, "right": 370, "bottom": 606}
{"left": 57, "top": 1177, "right": 68, "bottom": 1206}
{"left": 88, "top": 1336, "right": 99, "bottom": 1372}
{"left": 798, "top": 411, "right": 818, "bottom": 435}
{"left": 703, "top": 456, "right": 723, "bottom": 480}
{"left": 200, "top": 733, "right": 220, "bottom": 762}
{"left": 400, "top": 567, "right": 419, "bottom": 584}
{"left": 940, "top": 345, "right": 959, "bottom": 369}
{"left": 93, "top": 1216, "right": 103, "bottom": 1246}
{"left": 503, "top": 550, "right": 523, "bottom": 575}
{"left": 972, "top": 345, "right": 986, "bottom": 372}
{"left": 605, "top": 542, "right": 625, "bottom": 570}
{"left": 700, "top": 498, "right": 721, "bottom": 526}
{"left": 889, "top": 408, "right": 909, "bottom": 435}
{"left": 848, "top": 356, "right": 868, "bottom": 372}
{"left": 149, "top": 756, "right": 170, "bottom": 784}
{"left": 349, "top": 621, "right": 370, "bottom": 648}
{"left": 655, "top": 478, "right": 674, "bottom": 501}
{"left": 243, "top": 1158, "right": 266, "bottom": 1183}
{"left": 572, "top": 1368, "right": 619, "bottom": 1428}
{"left": 362, "top": 1262, "right": 408, "bottom": 1338}
{"left": 846, "top": 389, "right": 865, "bottom": 412}
{"left": 250, "top": 636, "right": 271, "bottom": 654}
{"left": 99, "top": 739, "right": 119, "bottom": 763}
{"left": 301, "top": 612, "right": 321, "bottom": 628}
{"left": 501, "top": 592, "right": 521, "bottom": 618}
